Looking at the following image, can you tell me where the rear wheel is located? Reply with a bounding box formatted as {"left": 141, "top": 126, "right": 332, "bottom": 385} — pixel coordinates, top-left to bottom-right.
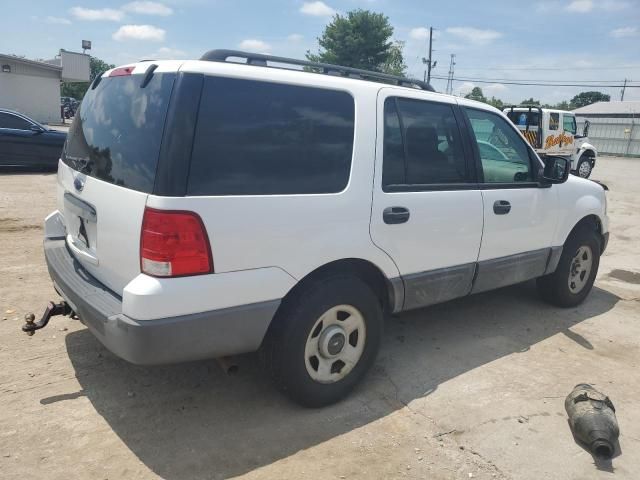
{"left": 576, "top": 154, "right": 593, "bottom": 178}
{"left": 537, "top": 226, "right": 601, "bottom": 307}
{"left": 261, "top": 276, "right": 383, "bottom": 407}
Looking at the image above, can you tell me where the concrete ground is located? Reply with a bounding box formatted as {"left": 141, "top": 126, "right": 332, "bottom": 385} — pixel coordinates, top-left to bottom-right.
{"left": 1, "top": 157, "right": 639, "bottom": 480}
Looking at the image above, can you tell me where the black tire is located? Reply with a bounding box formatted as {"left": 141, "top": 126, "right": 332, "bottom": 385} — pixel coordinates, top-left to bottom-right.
{"left": 537, "top": 226, "right": 601, "bottom": 307}
{"left": 261, "top": 275, "right": 383, "bottom": 407}
{"left": 575, "top": 154, "right": 593, "bottom": 178}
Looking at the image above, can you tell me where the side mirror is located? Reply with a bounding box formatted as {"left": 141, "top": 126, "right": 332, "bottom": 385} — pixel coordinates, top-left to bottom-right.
{"left": 30, "top": 125, "right": 44, "bottom": 134}
{"left": 540, "top": 156, "right": 570, "bottom": 185}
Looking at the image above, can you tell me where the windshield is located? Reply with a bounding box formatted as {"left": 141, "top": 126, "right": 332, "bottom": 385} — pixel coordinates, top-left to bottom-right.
{"left": 62, "top": 72, "right": 176, "bottom": 193}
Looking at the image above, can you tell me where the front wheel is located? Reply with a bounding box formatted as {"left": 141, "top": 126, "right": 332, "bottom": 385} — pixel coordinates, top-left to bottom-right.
{"left": 576, "top": 155, "right": 593, "bottom": 178}
{"left": 261, "top": 276, "right": 383, "bottom": 407}
{"left": 537, "top": 227, "right": 601, "bottom": 307}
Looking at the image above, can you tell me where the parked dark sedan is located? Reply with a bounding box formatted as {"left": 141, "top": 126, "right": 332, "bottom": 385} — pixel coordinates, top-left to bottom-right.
{"left": 0, "top": 109, "right": 66, "bottom": 170}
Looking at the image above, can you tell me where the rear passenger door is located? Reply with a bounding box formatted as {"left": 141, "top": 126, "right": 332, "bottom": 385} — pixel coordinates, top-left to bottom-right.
{"left": 370, "top": 89, "right": 483, "bottom": 310}
{"left": 462, "top": 106, "right": 558, "bottom": 293}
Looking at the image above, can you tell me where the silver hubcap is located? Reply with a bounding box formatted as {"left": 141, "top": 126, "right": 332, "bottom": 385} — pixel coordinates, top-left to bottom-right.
{"left": 569, "top": 245, "right": 593, "bottom": 293}
{"left": 579, "top": 161, "right": 591, "bottom": 178}
{"left": 304, "top": 304, "right": 366, "bottom": 384}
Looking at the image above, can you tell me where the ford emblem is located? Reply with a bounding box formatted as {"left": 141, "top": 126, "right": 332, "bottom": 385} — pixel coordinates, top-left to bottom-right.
{"left": 73, "top": 177, "right": 84, "bottom": 192}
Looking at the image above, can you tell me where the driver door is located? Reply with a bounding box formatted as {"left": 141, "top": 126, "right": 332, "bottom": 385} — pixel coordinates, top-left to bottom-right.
{"left": 559, "top": 113, "right": 577, "bottom": 156}
{"left": 462, "top": 106, "right": 559, "bottom": 293}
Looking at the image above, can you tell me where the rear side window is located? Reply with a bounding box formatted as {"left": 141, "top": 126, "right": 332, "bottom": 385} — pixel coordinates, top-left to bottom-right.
{"left": 187, "top": 77, "right": 354, "bottom": 195}
{"left": 382, "top": 97, "right": 467, "bottom": 189}
{"left": 549, "top": 112, "right": 559, "bottom": 131}
{"left": 63, "top": 72, "right": 176, "bottom": 193}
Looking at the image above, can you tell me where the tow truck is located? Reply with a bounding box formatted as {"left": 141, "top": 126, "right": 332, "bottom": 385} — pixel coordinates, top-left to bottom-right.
{"left": 505, "top": 106, "right": 597, "bottom": 178}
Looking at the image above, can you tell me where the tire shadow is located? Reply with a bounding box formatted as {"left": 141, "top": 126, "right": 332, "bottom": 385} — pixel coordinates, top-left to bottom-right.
{"left": 52, "top": 282, "right": 619, "bottom": 479}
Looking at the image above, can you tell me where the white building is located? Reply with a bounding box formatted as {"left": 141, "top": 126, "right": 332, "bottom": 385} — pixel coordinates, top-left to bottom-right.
{"left": 0, "top": 50, "right": 89, "bottom": 125}
{"left": 573, "top": 101, "right": 640, "bottom": 158}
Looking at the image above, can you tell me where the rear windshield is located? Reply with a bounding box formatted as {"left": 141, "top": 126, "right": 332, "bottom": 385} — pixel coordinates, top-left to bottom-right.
{"left": 187, "top": 76, "right": 355, "bottom": 196}
{"left": 62, "top": 72, "right": 175, "bottom": 192}
{"left": 506, "top": 110, "right": 540, "bottom": 128}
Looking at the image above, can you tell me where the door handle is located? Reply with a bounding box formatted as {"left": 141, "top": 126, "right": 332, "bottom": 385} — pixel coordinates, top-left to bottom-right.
{"left": 493, "top": 200, "right": 511, "bottom": 215}
{"left": 383, "top": 207, "right": 410, "bottom": 224}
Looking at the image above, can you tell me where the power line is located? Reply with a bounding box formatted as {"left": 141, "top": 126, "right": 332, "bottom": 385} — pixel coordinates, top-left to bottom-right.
{"left": 432, "top": 76, "right": 632, "bottom": 83}
{"left": 454, "top": 65, "right": 640, "bottom": 71}
{"left": 430, "top": 75, "right": 639, "bottom": 88}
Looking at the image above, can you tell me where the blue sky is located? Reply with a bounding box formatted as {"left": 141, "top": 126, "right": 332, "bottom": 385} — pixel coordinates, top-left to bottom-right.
{"left": 2, "top": 0, "right": 639, "bottom": 102}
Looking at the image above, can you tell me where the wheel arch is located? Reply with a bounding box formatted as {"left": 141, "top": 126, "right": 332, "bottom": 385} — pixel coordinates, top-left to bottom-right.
{"left": 564, "top": 214, "right": 605, "bottom": 252}
{"left": 579, "top": 145, "right": 597, "bottom": 164}
{"left": 281, "top": 258, "right": 401, "bottom": 314}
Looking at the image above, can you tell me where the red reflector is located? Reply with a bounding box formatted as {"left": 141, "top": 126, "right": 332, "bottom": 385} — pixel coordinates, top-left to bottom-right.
{"left": 110, "top": 66, "right": 135, "bottom": 77}
{"left": 140, "top": 208, "right": 213, "bottom": 277}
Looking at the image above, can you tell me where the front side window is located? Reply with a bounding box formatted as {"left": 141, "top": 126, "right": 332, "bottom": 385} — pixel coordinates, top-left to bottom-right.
{"left": 465, "top": 108, "right": 533, "bottom": 184}
{"left": 0, "top": 112, "right": 31, "bottom": 130}
{"left": 187, "top": 77, "right": 355, "bottom": 195}
{"left": 382, "top": 97, "right": 467, "bottom": 189}
{"left": 549, "top": 112, "right": 559, "bottom": 131}
{"left": 563, "top": 114, "right": 577, "bottom": 135}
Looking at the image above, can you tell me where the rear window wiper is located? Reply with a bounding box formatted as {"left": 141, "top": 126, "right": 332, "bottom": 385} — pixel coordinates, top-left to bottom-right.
{"left": 140, "top": 64, "right": 158, "bottom": 89}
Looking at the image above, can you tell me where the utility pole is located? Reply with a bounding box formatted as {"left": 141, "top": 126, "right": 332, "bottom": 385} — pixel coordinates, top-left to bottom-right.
{"left": 427, "top": 27, "right": 433, "bottom": 84}
{"left": 621, "top": 78, "right": 628, "bottom": 101}
{"left": 445, "top": 54, "right": 456, "bottom": 95}
{"left": 422, "top": 27, "right": 435, "bottom": 84}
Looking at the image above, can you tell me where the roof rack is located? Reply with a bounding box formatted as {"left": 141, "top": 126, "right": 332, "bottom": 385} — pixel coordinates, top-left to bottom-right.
{"left": 200, "top": 49, "right": 435, "bottom": 92}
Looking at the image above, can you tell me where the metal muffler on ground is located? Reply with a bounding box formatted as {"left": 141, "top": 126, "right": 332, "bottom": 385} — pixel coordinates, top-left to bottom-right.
{"left": 565, "top": 383, "right": 620, "bottom": 459}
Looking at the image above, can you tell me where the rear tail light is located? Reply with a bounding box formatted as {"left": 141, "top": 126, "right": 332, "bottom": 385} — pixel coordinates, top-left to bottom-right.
{"left": 140, "top": 207, "right": 213, "bottom": 277}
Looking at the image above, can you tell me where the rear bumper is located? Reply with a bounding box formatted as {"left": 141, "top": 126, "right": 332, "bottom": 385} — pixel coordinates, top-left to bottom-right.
{"left": 44, "top": 221, "right": 280, "bottom": 365}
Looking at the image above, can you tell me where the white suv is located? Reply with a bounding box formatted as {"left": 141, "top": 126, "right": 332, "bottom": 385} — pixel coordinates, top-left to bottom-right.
{"left": 40, "top": 50, "right": 609, "bottom": 407}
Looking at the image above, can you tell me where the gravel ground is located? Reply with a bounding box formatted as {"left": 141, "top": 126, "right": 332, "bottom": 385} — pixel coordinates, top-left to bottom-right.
{"left": 1, "top": 157, "right": 639, "bottom": 479}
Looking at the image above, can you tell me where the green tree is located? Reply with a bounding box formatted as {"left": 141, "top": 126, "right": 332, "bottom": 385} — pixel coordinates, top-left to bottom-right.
{"left": 381, "top": 41, "right": 407, "bottom": 76}
{"left": 520, "top": 97, "right": 541, "bottom": 106}
{"left": 61, "top": 56, "right": 115, "bottom": 100}
{"left": 569, "top": 91, "right": 610, "bottom": 109}
{"left": 465, "top": 87, "right": 487, "bottom": 103}
{"left": 306, "top": 9, "right": 406, "bottom": 75}
{"left": 488, "top": 96, "right": 504, "bottom": 109}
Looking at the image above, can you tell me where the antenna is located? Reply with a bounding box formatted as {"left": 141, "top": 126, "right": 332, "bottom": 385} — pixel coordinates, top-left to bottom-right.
{"left": 445, "top": 54, "right": 456, "bottom": 95}
{"left": 621, "top": 78, "right": 628, "bottom": 101}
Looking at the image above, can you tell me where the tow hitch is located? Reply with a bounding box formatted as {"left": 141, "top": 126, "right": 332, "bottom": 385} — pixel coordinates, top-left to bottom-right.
{"left": 22, "top": 301, "right": 73, "bottom": 336}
